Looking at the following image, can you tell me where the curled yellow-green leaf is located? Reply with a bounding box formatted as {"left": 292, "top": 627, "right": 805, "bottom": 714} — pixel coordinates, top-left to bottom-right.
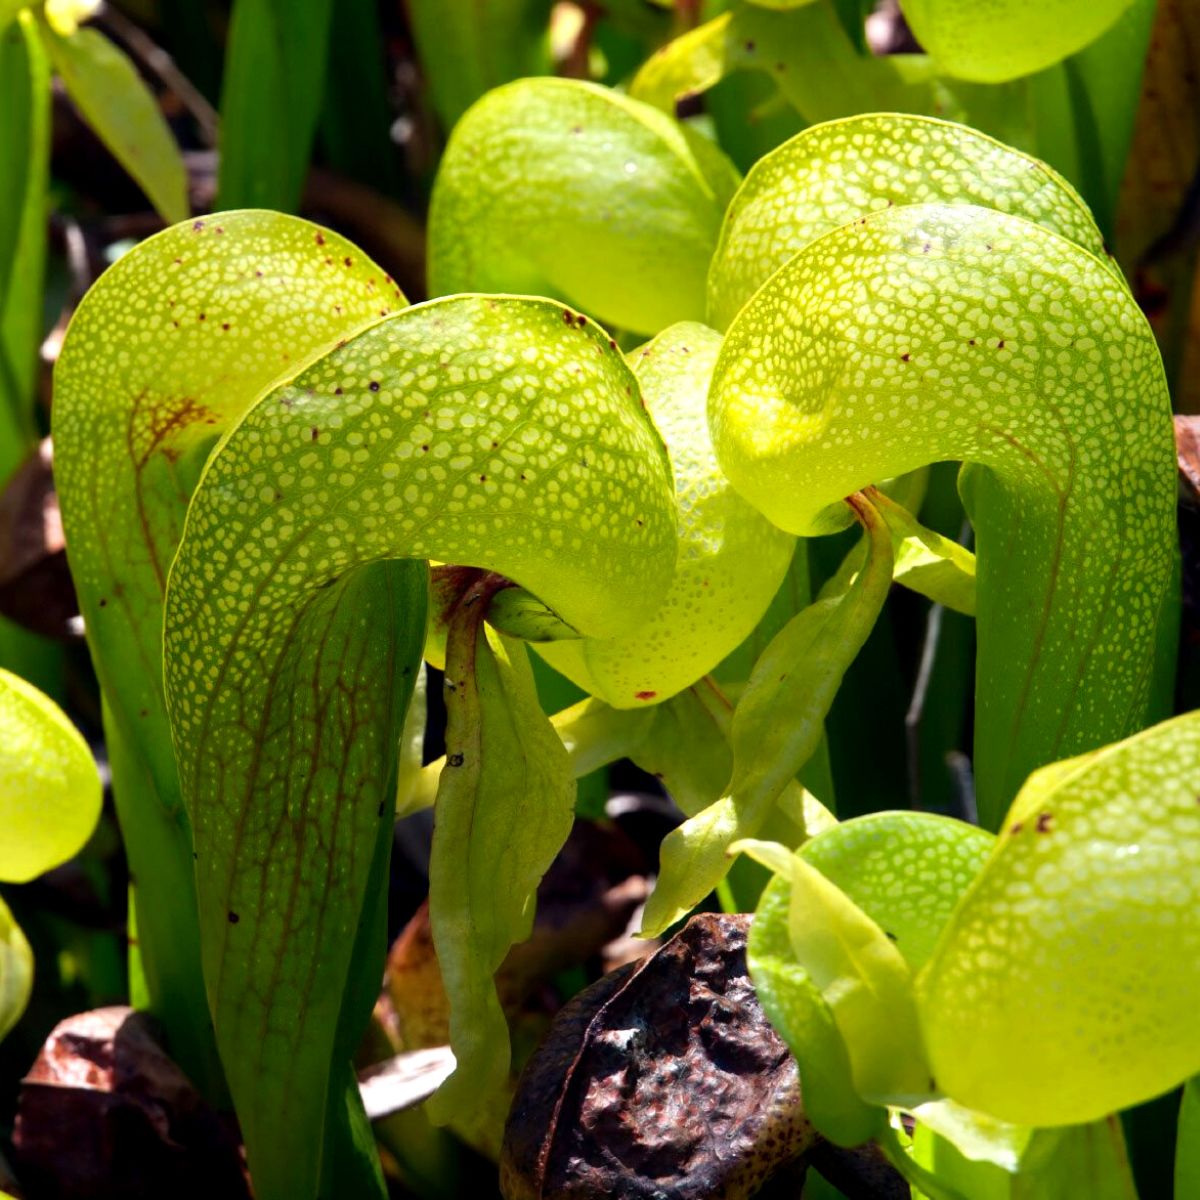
{"left": 534, "top": 322, "right": 793, "bottom": 708}
{"left": 0, "top": 667, "right": 101, "bottom": 883}
{"left": 427, "top": 77, "right": 739, "bottom": 335}
{"left": 708, "top": 112, "right": 1107, "bottom": 332}
{"left": 918, "top": 712, "right": 1200, "bottom": 1126}
{"left": 710, "top": 200, "right": 1176, "bottom": 823}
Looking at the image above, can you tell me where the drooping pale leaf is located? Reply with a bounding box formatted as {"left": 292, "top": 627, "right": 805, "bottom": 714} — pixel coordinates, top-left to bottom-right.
{"left": 535, "top": 322, "right": 793, "bottom": 707}
{"left": 427, "top": 78, "right": 739, "bottom": 335}
{"left": 631, "top": 6, "right": 935, "bottom": 135}
{"left": 406, "top": 0, "right": 552, "bottom": 130}
{"left": 427, "top": 625, "right": 574, "bottom": 1120}
{"left": 0, "top": 667, "right": 101, "bottom": 883}
{"left": 54, "top": 212, "right": 410, "bottom": 1089}
{"left": 876, "top": 491, "right": 976, "bottom": 616}
{"left": 39, "top": 22, "right": 188, "bottom": 225}
{"left": 217, "top": 0, "right": 334, "bottom": 210}
{"left": 641, "top": 497, "right": 891, "bottom": 935}
{"left": 710, "top": 201, "right": 1177, "bottom": 825}
{"left": 707, "top": 112, "right": 1106, "bottom": 331}
{"left": 744, "top": 865, "right": 884, "bottom": 1148}
{"left": 0, "top": 893, "right": 31, "bottom": 1042}
{"left": 899, "top": 0, "right": 1136, "bottom": 82}
{"left": 162, "top": 294, "right": 675, "bottom": 1197}
{"left": 918, "top": 712, "right": 1200, "bottom": 1126}
{"left": 0, "top": 12, "right": 48, "bottom": 481}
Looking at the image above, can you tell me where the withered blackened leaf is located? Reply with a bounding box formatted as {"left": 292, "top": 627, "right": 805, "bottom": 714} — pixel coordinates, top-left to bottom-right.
{"left": 501, "top": 913, "right": 816, "bottom": 1200}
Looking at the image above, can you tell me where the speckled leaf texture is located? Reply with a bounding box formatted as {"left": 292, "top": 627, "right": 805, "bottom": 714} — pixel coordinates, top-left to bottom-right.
{"left": 708, "top": 113, "right": 1110, "bottom": 332}
{"left": 899, "top": 0, "right": 1138, "bottom": 82}
{"left": 162, "top": 293, "right": 676, "bottom": 1197}
{"left": 53, "top": 212, "right": 410, "bottom": 1092}
{"left": 534, "top": 321, "right": 794, "bottom": 707}
{"left": 427, "top": 77, "right": 740, "bottom": 335}
{"left": 919, "top": 712, "right": 1200, "bottom": 1126}
{"left": 709, "top": 119, "right": 1177, "bottom": 823}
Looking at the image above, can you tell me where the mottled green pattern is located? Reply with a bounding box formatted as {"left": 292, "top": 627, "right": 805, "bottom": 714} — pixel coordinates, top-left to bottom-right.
{"left": 708, "top": 113, "right": 1107, "bottom": 331}
{"left": 535, "top": 322, "right": 793, "bottom": 706}
{"left": 162, "top": 295, "right": 676, "bottom": 1192}
{"left": 710, "top": 202, "right": 1176, "bottom": 821}
{"left": 802, "top": 813, "right": 993, "bottom": 973}
{"left": 427, "top": 78, "right": 739, "bottom": 335}
{"left": 53, "top": 211, "right": 408, "bottom": 1086}
{"left": 900, "top": 0, "right": 1136, "bottom": 82}
{"left": 919, "top": 713, "right": 1200, "bottom": 1126}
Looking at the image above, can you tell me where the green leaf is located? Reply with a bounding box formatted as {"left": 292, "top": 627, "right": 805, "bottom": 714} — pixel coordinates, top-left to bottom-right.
{"left": 711, "top": 190, "right": 1176, "bottom": 825}
{"left": 39, "top": 21, "right": 188, "bottom": 224}
{"left": 0, "top": 667, "right": 101, "bottom": 883}
{"left": 746, "top": 869, "right": 884, "bottom": 1147}
{"left": 1177, "top": 1077, "right": 1200, "bottom": 1196}
{"left": 708, "top": 112, "right": 1107, "bottom": 332}
{"left": 800, "top": 812, "right": 993, "bottom": 974}
{"left": 641, "top": 494, "right": 892, "bottom": 935}
{"left": 535, "top": 322, "right": 794, "bottom": 707}
{"left": 217, "top": 0, "right": 334, "bottom": 210}
{"left": 0, "top": 892, "right": 31, "bottom": 1042}
{"left": 0, "top": 12, "right": 48, "bottom": 480}
{"left": 427, "top": 78, "right": 740, "bottom": 335}
{"left": 406, "top": 0, "right": 553, "bottom": 130}
{"left": 874, "top": 490, "right": 976, "bottom": 616}
{"left": 427, "top": 623, "right": 574, "bottom": 1120}
{"left": 899, "top": 0, "right": 1137, "bottom": 82}
{"left": 918, "top": 712, "right": 1200, "bottom": 1126}
{"left": 161, "top": 293, "right": 676, "bottom": 1196}
{"left": 53, "top": 212, "right": 412, "bottom": 1092}
{"left": 631, "top": 5, "right": 936, "bottom": 129}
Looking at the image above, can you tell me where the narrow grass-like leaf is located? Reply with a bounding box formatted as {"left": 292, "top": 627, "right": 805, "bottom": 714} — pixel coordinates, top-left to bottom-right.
{"left": 162, "top": 294, "right": 675, "bottom": 1196}
{"left": 1177, "top": 1078, "right": 1200, "bottom": 1197}
{"left": 707, "top": 112, "right": 1107, "bottom": 331}
{"left": 710, "top": 200, "right": 1176, "bottom": 824}
{"left": 427, "top": 78, "right": 740, "bottom": 335}
{"left": 535, "top": 322, "right": 793, "bottom": 707}
{"left": 642, "top": 493, "right": 891, "bottom": 934}
{"left": 406, "top": 0, "right": 553, "bottom": 130}
{"left": 899, "top": 0, "right": 1137, "bottom": 82}
{"left": 53, "top": 211, "right": 411, "bottom": 1091}
{"left": 427, "top": 619, "right": 573, "bottom": 1120}
{"left": 217, "top": 0, "right": 334, "bottom": 210}
{"left": 918, "top": 712, "right": 1200, "bottom": 1125}
{"left": 39, "top": 21, "right": 188, "bottom": 224}
{"left": 0, "top": 12, "right": 48, "bottom": 481}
